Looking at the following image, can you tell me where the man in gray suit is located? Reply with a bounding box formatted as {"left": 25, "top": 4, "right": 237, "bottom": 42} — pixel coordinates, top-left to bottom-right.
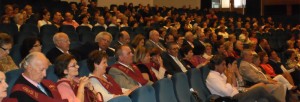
{"left": 145, "top": 30, "right": 166, "bottom": 51}
{"left": 108, "top": 45, "right": 152, "bottom": 89}
{"left": 239, "top": 49, "right": 286, "bottom": 102}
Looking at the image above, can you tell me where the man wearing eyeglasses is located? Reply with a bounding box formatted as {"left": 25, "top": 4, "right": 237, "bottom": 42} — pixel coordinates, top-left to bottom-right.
{"left": 0, "top": 33, "right": 17, "bottom": 73}
{"left": 161, "top": 42, "right": 190, "bottom": 75}
{"left": 72, "top": 31, "right": 115, "bottom": 60}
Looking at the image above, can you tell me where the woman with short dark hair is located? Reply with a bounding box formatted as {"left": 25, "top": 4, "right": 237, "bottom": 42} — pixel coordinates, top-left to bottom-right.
{"left": 20, "top": 37, "right": 42, "bottom": 59}
{"left": 0, "top": 33, "right": 17, "bottom": 72}
{"left": 54, "top": 54, "right": 99, "bottom": 102}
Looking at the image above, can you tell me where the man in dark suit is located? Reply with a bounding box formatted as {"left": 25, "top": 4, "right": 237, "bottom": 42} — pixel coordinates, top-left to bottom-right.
{"left": 256, "top": 39, "right": 271, "bottom": 53}
{"left": 46, "top": 32, "right": 71, "bottom": 63}
{"left": 193, "top": 32, "right": 206, "bottom": 55}
{"left": 182, "top": 31, "right": 195, "bottom": 49}
{"left": 145, "top": 30, "right": 166, "bottom": 51}
{"left": 162, "top": 42, "right": 190, "bottom": 75}
{"left": 72, "top": 31, "right": 115, "bottom": 60}
{"left": 10, "top": 52, "right": 64, "bottom": 102}
{"left": 110, "top": 31, "right": 130, "bottom": 50}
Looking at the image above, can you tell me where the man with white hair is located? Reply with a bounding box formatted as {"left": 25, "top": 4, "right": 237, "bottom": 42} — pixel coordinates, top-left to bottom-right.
{"left": 145, "top": 30, "right": 166, "bottom": 51}
{"left": 73, "top": 32, "right": 115, "bottom": 60}
{"left": 10, "top": 52, "right": 65, "bottom": 102}
{"left": 46, "top": 32, "right": 71, "bottom": 63}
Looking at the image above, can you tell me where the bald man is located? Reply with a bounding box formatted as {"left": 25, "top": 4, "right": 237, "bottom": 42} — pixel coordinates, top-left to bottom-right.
{"left": 10, "top": 52, "right": 65, "bottom": 102}
{"left": 46, "top": 32, "right": 71, "bottom": 63}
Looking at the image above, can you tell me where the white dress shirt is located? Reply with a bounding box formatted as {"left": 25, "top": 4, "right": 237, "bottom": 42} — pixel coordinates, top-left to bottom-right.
{"left": 206, "top": 70, "right": 239, "bottom": 97}
{"left": 89, "top": 74, "right": 128, "bottom": 102}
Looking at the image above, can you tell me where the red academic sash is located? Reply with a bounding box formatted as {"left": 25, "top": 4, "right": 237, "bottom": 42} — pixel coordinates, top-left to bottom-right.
{"left": 111, "top": 63, "right": 148, "bottom": 85}
{"left": 90, "top": 74, "right": 123, "bottom": 95}
{"left": 56, "top": 80, "right": 103, "bottom": 102}
{"left": 11, "top": 79, "right": 66, "bottom": 102}
{"left": 2, "top": 98, "right": 18, "bottom": 102}
{"left": 141, "top": 63, "right": 158, "bottom": 82}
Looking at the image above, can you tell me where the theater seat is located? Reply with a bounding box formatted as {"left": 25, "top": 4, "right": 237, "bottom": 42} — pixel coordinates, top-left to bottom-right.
{"left": 171, "top": 72, "right": 197, "bottom": 102}
{"left": 78, "top": 59, "right": 90, "bottom": 77}
{"left": 129, "top": 85, "right": 156, "bottom": 102}
{"left": 152, "top": 78, "right": 178, "bottom": 102}
{"left": 5, "top": 68, "right": 24, "bottom": 95}
{"left": 108, "top": 96, "right": 132, "bottom": 102}
{"left": 46, "top": 65, "right": 59, "bottom": 82}
{"left": 186, "top": 68, "right": 211, "bottom": 102}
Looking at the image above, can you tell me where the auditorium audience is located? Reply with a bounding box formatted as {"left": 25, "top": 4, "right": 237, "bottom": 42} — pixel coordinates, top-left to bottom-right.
{"left": 0, "top": 33, "right": 17, "bottom": 73}
{"left": 206, "top": 54, "right": 278, "bottom": 102}
{"left": 238, "top": 49, "right": 286, "bottom": 102}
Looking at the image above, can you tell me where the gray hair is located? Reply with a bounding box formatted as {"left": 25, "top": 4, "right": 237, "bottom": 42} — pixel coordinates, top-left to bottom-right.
{"left": 20, "top": 52, "right": 49, "bottom": 68}
{"left": 53, "top": 32, "right": 68, "bottom": 44}
{"left": 95, "top": 31, "right": 113, "bottom": 42}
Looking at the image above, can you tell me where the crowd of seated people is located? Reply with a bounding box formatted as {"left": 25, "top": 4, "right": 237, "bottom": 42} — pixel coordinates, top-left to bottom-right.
{"left": 0, "top": 0, "right": 300, "bottom": 101}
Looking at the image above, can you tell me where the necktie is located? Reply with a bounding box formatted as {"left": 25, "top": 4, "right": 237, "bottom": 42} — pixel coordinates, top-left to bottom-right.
{"left": 37, "top": 84, "right": 48, "bottom": 96}
{"left": 174, "top": 57, "right": 187, "bottom": 72}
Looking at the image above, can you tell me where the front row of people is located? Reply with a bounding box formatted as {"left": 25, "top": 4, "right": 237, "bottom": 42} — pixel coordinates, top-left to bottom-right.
{"left": 2, "top": 46, "right": 297, "bottom": 102}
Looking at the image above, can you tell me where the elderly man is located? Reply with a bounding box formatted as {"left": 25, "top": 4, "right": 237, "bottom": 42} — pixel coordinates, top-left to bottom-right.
{"left": 10, "top": 52, "right": 64, "bottom": 102}
{"left": 145, "top": 30, "right": 166, "bottom": 51}
{"left": 161, "top": 42, "right": 190, "bottom": 75}
{"left": 110, "top": 31, "right": 130, "bottom": 50}
{"left": 46, "top": 32, "right": 71, "bottom": 63}
{"left": 73, "top": 32, "right": 115, "bottom": 60}
{"left": 239, "top": 49, "right": 286, "bottom": 102}
{"left": 182, "top": 31, "right": 195, "bottom": 48}
{"left": 109, "top": 45, "right": 152, "bottom": 89}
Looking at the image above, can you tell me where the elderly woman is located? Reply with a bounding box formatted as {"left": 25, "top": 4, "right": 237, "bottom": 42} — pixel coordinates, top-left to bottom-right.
{"left": 0, "top": 33, "right": 17, "bottom": 73}
{"left": 0, "top": 71, "right": 17, "bottom": 102}
{"left": 88, "top": 50, "right": 134, "bottom": 102}
{"left": 20, "top": 37, "right": 42, "bottom": 59}
{"left": 54, "top": 54, "right": 99, "bottom": 102}
{"left": 203, "top": 43, "right": 214, "bottom": 60}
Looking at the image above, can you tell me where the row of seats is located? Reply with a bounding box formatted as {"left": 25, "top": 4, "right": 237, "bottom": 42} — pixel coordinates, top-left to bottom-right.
{"left": 5, "top": 63, "right": 213, "bottom": 102}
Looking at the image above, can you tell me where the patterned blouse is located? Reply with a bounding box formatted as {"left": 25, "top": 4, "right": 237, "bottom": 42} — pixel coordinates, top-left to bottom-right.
{"left": 0, "top": 55, "right": 18, "bottom": 73}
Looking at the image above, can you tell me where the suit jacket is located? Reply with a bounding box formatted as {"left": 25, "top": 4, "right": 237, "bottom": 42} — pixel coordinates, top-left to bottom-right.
{"left": 110, "top": 41, "right": 122, "bottom": 50}
{"left": 267, "top": 60, "right": 284, "bottom": 74}
{"left": 182, "top": 40, "right": 195, "bottom": 48}
{"left": 108, "top": 66, "right": 152, "bottom": 89}
{"left": 193, "top": 39, "right": 206, "bottom": 54}
{"left": 46, "top": 47, "right": 64, "bottom": 63}
{"left": 72, "top": 42, "right": 115, "bottom": 60}
{"left": 10, "top": 75, "right": 54, "bottom": 102}
{"left": 161, "top": 52, "right": 190, "bottom": 75}
{"left": 145, "top": 40, "right": 166, "bottom": 51}
{"left": 239, "top": 60, "right": 269, "bottom": 84}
